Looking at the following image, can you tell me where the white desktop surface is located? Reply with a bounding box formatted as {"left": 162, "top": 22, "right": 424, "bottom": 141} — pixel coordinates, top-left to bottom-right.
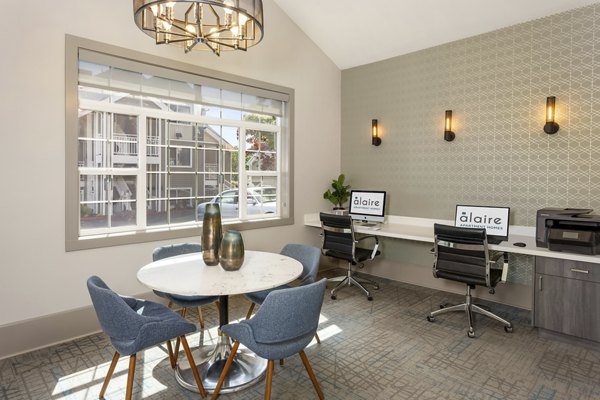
{"left": 137, "top": 250, "right": 303, "bottom": 297}
{"left": 304, "top": 213, "right": 600, "bottom": 264}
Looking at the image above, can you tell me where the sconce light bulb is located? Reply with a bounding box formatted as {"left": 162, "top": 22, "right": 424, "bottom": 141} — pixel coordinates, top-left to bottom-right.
{"left": 544, "top": 96, "right": 559, "bottom": 134}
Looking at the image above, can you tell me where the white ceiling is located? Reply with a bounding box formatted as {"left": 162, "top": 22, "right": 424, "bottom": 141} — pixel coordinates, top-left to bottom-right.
{"left": 273, "top": 0, "right": 597, "bottom": 69}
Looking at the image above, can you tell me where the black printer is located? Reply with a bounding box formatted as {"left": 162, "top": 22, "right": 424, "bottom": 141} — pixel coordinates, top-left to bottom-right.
{"left": 536, "top": 208, "right": 600, "bottom": 255}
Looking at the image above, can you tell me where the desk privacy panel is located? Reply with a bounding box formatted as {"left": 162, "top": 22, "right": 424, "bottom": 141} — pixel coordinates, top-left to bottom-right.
{"left": 342, "top": 3, "right": 600, "bottom": 228}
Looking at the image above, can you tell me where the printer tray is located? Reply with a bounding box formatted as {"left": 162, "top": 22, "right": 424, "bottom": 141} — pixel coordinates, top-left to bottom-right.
{"left": 547, "top": 228, "right": 600, "bottom": 255}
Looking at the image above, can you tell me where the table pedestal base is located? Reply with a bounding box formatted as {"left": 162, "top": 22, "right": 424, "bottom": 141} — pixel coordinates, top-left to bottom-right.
{"left": 175, "top": 334, "right": 267, "bottom": 393}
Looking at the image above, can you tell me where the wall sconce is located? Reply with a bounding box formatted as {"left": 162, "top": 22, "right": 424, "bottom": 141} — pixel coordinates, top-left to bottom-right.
{"left": 372, "top": 119, "right": 382, "bottom": 146}
{"left": 444, "top": 110, "right": 455, "bottom": 142}
{"left": 543, "top": 96, "right": 559, "bottom": 134}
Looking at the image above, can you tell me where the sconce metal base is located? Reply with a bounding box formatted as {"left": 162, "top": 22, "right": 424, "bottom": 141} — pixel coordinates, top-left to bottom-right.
{"left": 544, "top": 122, "right": 559, "bottom": 134}
{"left": 372, "top": 137, "right": 382, "bottom": 146}
{"left": 444, "top": 131, "right": 455, "bottom": 142}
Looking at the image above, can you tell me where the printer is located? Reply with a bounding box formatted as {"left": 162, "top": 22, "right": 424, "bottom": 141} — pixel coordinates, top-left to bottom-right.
{"left": 536, "top": 208, "right": 600, "bottom": 255}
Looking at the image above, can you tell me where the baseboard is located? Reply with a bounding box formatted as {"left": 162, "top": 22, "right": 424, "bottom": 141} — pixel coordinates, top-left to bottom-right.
{"left": 0, "top": 291, "right": 163, "bottom": 360}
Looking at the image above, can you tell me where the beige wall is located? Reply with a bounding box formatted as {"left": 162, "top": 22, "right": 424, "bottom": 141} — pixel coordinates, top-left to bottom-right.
{"left": 0, "top": 0, "right": 341, "bottom": 332}
{"left": 341, "top": 3, "right": 600, "bottom": 303}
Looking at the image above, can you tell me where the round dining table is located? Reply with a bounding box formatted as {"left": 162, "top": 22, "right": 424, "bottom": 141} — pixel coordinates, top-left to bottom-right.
{"left": 137, "top": 250, "right": 303, "bottom": 393}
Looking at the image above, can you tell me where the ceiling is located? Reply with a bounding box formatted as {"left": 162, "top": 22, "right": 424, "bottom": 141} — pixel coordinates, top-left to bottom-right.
{"left": 273, "top": 0, "right": 597, "bottom": 70}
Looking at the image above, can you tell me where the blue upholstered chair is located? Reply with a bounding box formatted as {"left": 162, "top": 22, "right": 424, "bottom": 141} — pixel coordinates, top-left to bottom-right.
{"left": 244, "top": 243, "right": 321, "bottom": 322}
{"left": 86, "top": 276, "right": 206, "bottom": 399}
{"left": 211, "top": 279, "right": 327, "bottom": 400}
{"left": 152, "top": 243, "right": 219, "bottom": 329}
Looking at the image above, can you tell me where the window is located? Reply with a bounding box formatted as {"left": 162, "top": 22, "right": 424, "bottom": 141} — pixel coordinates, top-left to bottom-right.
{"left": 66, "top": 36, "right": 294, "bottom": 250}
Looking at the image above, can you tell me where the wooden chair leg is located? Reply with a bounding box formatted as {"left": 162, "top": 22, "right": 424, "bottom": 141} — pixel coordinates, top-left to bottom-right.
{"left": 197, "top": 306, "right": 205, "bottom": 329}
{"left": 180, "top": 335, "right": 207, "bottom": 399}
{"left": 211, "top": 341, "right": 240, "bottom": 400}
{"left": 167, "top": 300, "right": 173, "bottom": 308}
{"left": 180, "top": 308, "right": 188, "bottom": 318}
{"left": 166, "top": 340, "right": 176, "bottom": 369}
{"left": 314, "top": 332, "right": 321, "bottom": 344}
{"left": 215, "top": 300, "right": 221, "bottom": 312}
{"left": 99, "top": 351, "right": 120, "bottom": 398}
{"left": 299, "top": 351, "right": 324, "bottom": 400}
{"left": 264, "top": 360, "right": 274, "bottom": 400}
{"left": 245, "top": 303, "right": 255, "bottom": 320}
{"left": 125, "top": 354, "right": 136, "bottom": 400}
{"left": 173, "top": 337, "right": 181, "bottom": 364}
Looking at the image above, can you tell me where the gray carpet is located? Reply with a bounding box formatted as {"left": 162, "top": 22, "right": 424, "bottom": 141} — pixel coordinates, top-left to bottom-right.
{"left": 1, "top": 272, "right": 599, "bottom": 400}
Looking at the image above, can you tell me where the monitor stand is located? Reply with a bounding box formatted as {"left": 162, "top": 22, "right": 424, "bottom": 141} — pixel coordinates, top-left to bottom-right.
{"left": 487, "top": 237, "right": 503, "bottom": 245}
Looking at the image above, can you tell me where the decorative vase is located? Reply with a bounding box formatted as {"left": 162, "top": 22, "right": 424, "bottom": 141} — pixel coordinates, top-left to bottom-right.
{"left": 219, "top": 230, "right": 245, "bottom": 271}
{"left": 202, "top": 203, "right": 222, "bottom": 266}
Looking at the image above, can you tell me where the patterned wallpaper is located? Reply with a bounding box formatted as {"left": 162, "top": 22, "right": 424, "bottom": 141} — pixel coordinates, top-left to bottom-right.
{"left": 341, "top": 3, "right": 600, "bottom": 286}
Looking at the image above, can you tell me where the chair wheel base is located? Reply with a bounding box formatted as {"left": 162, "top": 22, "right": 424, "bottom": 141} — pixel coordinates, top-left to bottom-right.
{"left": 331, "top": 295, "right": 336, "bottom": 300}
{"left": 367, "top": 296, "right": 373, "bottom": 301}
{"left": 426, "top": 315, "right": 434, "bottom": 322}
{"left": 504, "top": 325, "right": 513, "bottom": 333}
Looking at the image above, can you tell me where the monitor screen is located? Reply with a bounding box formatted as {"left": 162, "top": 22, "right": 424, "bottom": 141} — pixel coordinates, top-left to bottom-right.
{"left": 349, "top": 190, "right": 386, "bottom": 223}
{"left": 454, "top": 205, "right": 511, "bottom": 243}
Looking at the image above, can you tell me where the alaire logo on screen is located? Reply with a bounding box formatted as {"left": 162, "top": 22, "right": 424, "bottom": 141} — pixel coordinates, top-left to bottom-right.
{"left": 459, "top": 211, "right": 504, "bottom": 232}
{"left": 353, "top": 196, "right": 381, "bottom": 211}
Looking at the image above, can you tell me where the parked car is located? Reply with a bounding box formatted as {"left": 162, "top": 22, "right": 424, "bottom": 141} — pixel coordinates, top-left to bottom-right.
{"left": 197, "top": 187, "right": 277, "bottom": 220}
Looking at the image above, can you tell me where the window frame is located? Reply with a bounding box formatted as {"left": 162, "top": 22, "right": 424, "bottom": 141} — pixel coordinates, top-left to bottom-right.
{"left": 65, "top": 35, "right": 294, "bottom": 251}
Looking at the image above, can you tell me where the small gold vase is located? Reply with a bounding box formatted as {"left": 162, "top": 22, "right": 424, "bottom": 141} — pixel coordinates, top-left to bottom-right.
{"left": 202, "top": 203, "right": 222, "bottom": 266}
{"left": 219, "top": 230, "right": 245, "bottom": 271}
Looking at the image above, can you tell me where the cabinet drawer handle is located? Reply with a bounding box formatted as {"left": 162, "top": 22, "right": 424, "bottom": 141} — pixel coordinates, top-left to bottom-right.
{"left": 539, "top": 275, "right": 542, "bottom": 291}
{"left": 570, "top": 268, "right": 589, "bottom": 274}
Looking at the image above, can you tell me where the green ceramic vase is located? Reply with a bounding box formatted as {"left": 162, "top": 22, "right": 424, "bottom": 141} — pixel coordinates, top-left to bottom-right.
{"left": 202, "top": 203, "right": 222, "bottom": 266}
{"left": 219, "top": 230, "right": 245, "bottom": 271}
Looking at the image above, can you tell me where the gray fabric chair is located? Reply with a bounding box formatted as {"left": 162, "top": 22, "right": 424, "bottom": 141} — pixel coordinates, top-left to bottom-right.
{"left": 244, "top": 243, "right": 322, "bottom": 344}
{"left": 211, "top": 278, "right": 327, "bottom": 400}
{"left": 152, "top": 243, "right": 219, "bottom": 329}
{"left": 86, "top": 276, "right": 206, "bottom": 399}
{"left": 426, "top": 224, "right": 513, "bottom": 338}
{"left": 244, "top": 244, "right": 320, "bottom": 315}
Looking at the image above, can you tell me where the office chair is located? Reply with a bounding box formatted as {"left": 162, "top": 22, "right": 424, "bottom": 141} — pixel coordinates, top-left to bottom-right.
{"left": 426, "top": 223, "right": 513, "bottom": 338}
{"left": 244, "top": 243, "right": 322, "bottom": 344}
{"left": 87, "top": 276, "right": 206, "bottom": 399}
{"left": 211, "top": 279, "right": 327, "bottom": 400}
{"left": 152, "top": 243, "right": 219, "bottom": 329}
{"left": 319, "top": 212, "right": 380, "bottom": 300}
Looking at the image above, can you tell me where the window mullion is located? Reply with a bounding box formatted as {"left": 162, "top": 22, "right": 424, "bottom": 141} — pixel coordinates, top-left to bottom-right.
{"left": 238, "top": 126, "right": 247, "bottom": 219}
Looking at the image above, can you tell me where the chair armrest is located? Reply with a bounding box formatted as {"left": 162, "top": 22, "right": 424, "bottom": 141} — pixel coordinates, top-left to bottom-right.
{"left": 489, "top": 251, "right": 509, "bottom": 284}
{"left": 357, "top": 235, "right": 380, "bottom": 259}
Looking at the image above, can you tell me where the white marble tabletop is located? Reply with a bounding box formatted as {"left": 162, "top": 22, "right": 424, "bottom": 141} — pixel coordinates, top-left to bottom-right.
{"left": 137, "top": 250, "right": 303, "bottom": 297}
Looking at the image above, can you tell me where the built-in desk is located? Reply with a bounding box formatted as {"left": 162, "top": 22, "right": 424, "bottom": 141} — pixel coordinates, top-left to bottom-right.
{"left": 305, "top": 213, "right": 600, "bottom": 345}
{"left": 304, "top": 213, "right": 600, "bottom": 264}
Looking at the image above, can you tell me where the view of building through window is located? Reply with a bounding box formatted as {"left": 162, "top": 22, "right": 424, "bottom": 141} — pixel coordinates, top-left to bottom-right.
{"left": 77, "top": 60, "right": 285, "bottom": 237}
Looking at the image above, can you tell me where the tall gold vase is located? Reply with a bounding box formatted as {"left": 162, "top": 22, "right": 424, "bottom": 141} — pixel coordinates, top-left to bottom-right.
{"left": 202, "top": 203, "right": 222, "bottom": 266}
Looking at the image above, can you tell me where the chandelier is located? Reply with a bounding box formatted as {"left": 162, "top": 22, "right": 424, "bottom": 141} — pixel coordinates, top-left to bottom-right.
{"left": 133, "top": 0, "right": 264, "bottom": 56}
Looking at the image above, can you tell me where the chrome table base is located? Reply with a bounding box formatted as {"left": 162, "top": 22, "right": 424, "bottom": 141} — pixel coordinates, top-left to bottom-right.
{"left": 175, "top": 334, "right": 267, "bottom": 393}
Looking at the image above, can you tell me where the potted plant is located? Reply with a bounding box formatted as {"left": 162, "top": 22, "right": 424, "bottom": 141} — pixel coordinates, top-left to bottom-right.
{"left": 323, "top": 174, "right": 351, "bottom": 212}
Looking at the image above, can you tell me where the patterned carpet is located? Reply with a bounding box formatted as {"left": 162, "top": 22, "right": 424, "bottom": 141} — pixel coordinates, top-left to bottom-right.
{"left": 1, "top": 271, "right": 599, "bottom": 400}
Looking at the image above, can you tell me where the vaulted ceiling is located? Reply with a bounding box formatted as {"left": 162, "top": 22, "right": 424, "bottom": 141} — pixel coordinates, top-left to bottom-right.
{"left": 273, "top": 0, "right": 597, "bottom": 69}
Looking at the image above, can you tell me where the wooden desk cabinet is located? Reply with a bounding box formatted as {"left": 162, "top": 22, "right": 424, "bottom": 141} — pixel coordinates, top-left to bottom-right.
{"left": 534, "top": 256, "right": 600, "bottom": 343}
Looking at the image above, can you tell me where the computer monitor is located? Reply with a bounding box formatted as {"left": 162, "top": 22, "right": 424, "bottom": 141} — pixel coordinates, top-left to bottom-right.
{"left": 349, "top": 190, "right": 386, "bottom": 223}
{"left": 454, "top": 205, "right": 511, "bottom": 244}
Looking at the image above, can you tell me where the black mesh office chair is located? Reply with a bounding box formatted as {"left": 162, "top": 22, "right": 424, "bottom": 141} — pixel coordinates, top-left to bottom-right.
{"left": 426, "top": 223, "right": 513, "bottom": 338}
{"left": 319, "top": 212, "right": 380, "bottom": 300}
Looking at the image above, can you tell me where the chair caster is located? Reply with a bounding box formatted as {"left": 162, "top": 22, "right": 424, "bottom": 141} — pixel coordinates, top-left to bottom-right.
{"left": 426, "top": 315, "right": 435, "bottom": 322}
{"left": 331, "top": 294, "right": 337, "bottom": 300}
{"left": 374, "top": 285, "right": 380, "bottom": 290}
{"left": 367, "top": 296, "right": 373, "bottom": 301}
{"left": 467, "top": 328, "right": 475, "bottom": 338}
{"left": 439, "top": 304, "right": 445, "bottom": 309}
{"left": 504, "top": 325, "right": 513, "bottom": 333}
